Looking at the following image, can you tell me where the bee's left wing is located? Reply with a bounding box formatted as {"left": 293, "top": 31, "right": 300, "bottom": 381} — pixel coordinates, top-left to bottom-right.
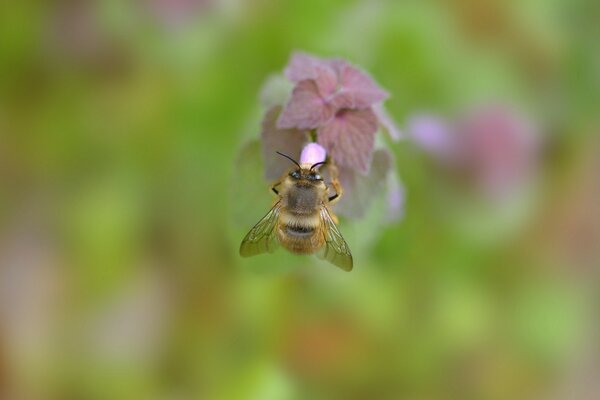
{"left": 239, "top": 201, "right": 281, "bottom": 257}
{"left": 317, "top": 207, "right": 353, "bottom": 271}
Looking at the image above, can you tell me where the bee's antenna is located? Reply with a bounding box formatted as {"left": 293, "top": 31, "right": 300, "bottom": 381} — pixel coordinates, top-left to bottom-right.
{"left": 276, "top": 151, "right": 301, "bottom": 169}
{"left": 310, "top": 161, "right": 327, "bottom": 170}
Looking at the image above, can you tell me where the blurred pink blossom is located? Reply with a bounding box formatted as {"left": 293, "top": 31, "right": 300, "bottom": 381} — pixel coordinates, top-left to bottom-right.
{"left": 408, "top": 104, "right": 541, "bottom": 199}
{"left": 146, "top": 0, "right": 213, "bottom": 29}
{"left": 386, "top": 173, "right": 405, "bottom": 221}
{"left": 460, "top": 105, "right": 540, "bottom": 198}
{"left": 407, "top": 113, "right": 456, "bottom": 160}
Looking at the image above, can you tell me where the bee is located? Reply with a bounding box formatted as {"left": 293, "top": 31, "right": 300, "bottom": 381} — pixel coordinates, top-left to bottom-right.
{"left": 240, "top": 151, "right": 353, "bottom": 271}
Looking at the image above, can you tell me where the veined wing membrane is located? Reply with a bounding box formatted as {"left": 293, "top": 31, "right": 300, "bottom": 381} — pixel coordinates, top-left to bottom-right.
{"left": 239, "top": 202, "right": 281, "bottom": 257}
{"left": 317, "top": 207, "right": 353, "bottom": 271}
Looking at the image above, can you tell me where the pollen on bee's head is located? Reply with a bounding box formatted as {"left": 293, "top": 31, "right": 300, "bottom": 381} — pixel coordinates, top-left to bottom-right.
{"left": 300, "top": 143, "right": 326, "bottom": 169}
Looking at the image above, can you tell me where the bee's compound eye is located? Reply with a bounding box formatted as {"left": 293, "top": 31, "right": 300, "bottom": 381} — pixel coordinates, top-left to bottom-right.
{"left": 290, "top": 170, "right": 301, "bottom": 179}
{"left": 307, "top": 172, "right": 322, "bottom": 181}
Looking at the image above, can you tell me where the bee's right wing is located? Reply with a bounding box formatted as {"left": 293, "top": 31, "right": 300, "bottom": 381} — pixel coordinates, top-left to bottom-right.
{"left": 317, "top": 206, "right": 353, "bottom": 271}
{"left": 239, "top": 201, "right": 281, "bottom": 257}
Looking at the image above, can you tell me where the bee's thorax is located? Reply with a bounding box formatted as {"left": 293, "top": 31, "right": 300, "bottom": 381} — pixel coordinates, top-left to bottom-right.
{"left": 280, "top": 178, "right": 327, "bottom": 215}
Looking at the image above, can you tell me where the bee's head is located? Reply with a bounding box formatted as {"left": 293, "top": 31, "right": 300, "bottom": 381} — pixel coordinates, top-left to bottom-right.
{"left": 276, "top": 152, "right": 325, "bottom": 183}
{"left": 288, "top": 168, "right": 323, "bottom": 182}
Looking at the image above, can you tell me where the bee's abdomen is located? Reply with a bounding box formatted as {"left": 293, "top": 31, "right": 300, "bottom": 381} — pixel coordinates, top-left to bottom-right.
{"left": 277, "top": 211, "right": 324, "bottom": 255}
{"left": 285, "top": 224, "right": 315, "bottom": 237}
{"left": 279, "top": 211, "right": 320, "bottom": 229}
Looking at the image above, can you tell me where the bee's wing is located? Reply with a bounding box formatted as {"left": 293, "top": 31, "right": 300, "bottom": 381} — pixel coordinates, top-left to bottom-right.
{"left": 239, "top": 201, "right": 281, "bottom": 257}
{"left": 317, "top": 206, "right": 353, "bottom": 271}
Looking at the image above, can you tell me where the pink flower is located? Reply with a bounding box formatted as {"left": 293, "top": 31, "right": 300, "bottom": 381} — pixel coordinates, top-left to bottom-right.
{"left": 407, "top": 113, "right": 456, "bottom": 161}
{"left": 459, "top": 105, "right": 540, "bottom": 198}
{"left": 275, "top": 51, "right": 399, "bottom": 173}
{"left": 408, "top": 104, "right": 541, "bottom": 199}
{"left": 240, "top": 51, "right": 404, "bottom": 222}
{"left": 146, "top": 0, "right": 213, "bottom": 29}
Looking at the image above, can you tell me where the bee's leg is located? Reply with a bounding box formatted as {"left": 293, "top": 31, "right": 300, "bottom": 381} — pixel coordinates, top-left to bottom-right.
{"left": 271, "top": 181, "right": 281, "bottom": 195}
{"left": 327, "top": 164, "right": 343, "bottom": 204}
{"left": 328, "top": 184, "right": 341, "bottom": 203}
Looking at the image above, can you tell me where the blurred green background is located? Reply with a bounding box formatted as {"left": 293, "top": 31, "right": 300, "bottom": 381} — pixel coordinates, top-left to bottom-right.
{"left": 1, "top": 0, "right": 599, "bottom": 399}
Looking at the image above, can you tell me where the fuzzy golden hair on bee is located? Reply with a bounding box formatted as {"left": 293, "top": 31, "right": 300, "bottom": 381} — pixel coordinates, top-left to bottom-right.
{"left": 240, "top": 151, "right": 353, "bottom": 271}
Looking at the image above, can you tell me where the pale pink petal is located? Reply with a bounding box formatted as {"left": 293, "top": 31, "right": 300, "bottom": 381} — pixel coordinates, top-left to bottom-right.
{"left": 332, "top": 149, "right": 394, "bottom": 219}
{"left": 148, "top": 0, "right": 213, "bottom": 29}
{"left": 385, "top": 172, "right": 405, "bottom": 222}
{"left": 408, "top": 113, "right": 456, "bottom": 160}
{"left": 459, "top": 105, "right": 540, "bottom": 198}
{"left": 331, "top": 62, "right": 388, "bottom": 109}
{"left": 326, "top": 90, "right": 356, "bottom": 110}
{"left": 313, "top": 65, "right": 339, "bottom": 99}
{"left": 262, "top": 106, "right": 308, "bottom": 180}
{"left": 326, "top": 58, "right": 347, "bottom": 72}
{"left": 284, "top": 51, "right": 323, "bottom": 82}
{"left": 277, "top": 80, "right": 334, "bottom": 130}
{"left": 317, "top": 108, "right": 378, "bottom": 173}
{"left": 374, "top": 103, "right": 402, "bottom": 141}
{"left": 300, "top": 143, "right": 327, "bottom": 165}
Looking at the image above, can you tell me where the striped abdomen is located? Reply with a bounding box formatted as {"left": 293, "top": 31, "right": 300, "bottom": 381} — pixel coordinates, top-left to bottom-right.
{"left": 277, "top": 210, "right": 324, "bottom": 254}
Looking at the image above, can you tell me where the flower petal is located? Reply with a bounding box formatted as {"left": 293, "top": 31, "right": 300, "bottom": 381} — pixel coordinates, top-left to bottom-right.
{"left": 374, "top": 103, "right": 402, "bottom": 141}
{"left": 385, "top": 172, "right": 405, "bottom": 222}
{"left": 407, "top": 113, "right": 456, "bottom": 160}
{"left": 313, "top": 65, "right": 340, "bottom": 100}
{"left": 459, "top": 105, "right": 540, "bottom": 198}
{"left": 277, "top": 80, "right": 334, "bottom": 130}
{"left": 262, "top": 106, "right": 308, "bottom": 180}
{"left": 330, "top": 62, "right": 389, "bottom": 109}
{"left": 317, "top": 108, "right": 378, "bottom": 173}
{"left": 284, "top": 51, "right": 323, "bottom": 82}
{"left": 332, "top": 148, "right": 394, "bottom": 219}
